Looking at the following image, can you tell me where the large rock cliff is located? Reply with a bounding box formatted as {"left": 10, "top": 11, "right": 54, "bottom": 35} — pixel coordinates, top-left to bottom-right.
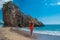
{"left": 2, "top": 1, "right": 44, "bottom": 27}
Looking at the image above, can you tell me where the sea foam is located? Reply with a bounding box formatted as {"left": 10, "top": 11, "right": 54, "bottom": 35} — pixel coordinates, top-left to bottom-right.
{"left": 34, "top": 31, "right": 60, "bottom": 36}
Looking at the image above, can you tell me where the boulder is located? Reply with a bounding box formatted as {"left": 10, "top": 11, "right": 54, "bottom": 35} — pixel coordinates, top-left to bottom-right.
{"left": 2, "top": 1, "right": 44, "bottom": 27}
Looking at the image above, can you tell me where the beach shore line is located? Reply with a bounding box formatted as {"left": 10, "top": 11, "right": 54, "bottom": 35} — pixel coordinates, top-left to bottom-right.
{"left": 0, "top": 27, "right": 60, "bottom": 40}
{"left": 11, "top": 27, "right": 60, "bottom": 40}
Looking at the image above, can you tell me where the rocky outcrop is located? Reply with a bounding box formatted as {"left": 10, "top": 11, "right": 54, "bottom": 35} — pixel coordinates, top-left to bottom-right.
{"left": 2, "top": 1, "right": 44, "bottom": 27}
{"left": 33, "top": 18, "right": 44, "bottom": 27}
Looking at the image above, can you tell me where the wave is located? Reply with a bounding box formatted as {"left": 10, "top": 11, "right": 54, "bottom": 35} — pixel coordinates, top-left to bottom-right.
{"left": 34, "top": 31, "right": 60, "bottom": 36}
{"left": 20, "top": 28, "right": 60, "bottom": 36}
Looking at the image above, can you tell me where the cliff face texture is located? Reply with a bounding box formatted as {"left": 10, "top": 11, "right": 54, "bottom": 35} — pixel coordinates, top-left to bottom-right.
{"left": 2, "top": 1, "right": 43, "bottom": 27}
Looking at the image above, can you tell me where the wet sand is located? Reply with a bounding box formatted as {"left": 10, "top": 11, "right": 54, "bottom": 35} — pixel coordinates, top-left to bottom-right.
{"left": 36, "top": 34, "right": 60, "bottom": 40}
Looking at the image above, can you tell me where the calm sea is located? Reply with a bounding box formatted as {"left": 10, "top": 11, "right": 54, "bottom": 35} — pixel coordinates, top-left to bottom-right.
{"left": 24, "top": 25, "right": 60, "bottom": 31}
{"left": 34, "top": 25, "right": 60, "bottom": 31}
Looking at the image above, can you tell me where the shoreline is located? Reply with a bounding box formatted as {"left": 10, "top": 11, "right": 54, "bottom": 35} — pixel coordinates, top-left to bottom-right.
{"left": 11, "top": 27, "right": 60, "bottom": 40}
{"left": 16, "top": 27, "right": 60, "bottom": 36}
{"left": 0, "top": 27, "right": 60, "bottom": 40}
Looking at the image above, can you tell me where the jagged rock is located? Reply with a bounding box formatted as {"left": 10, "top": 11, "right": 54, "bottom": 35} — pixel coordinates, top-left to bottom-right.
{"left": 2, "top": 1, "right": 44, "bottom": 27}
{"left": 33, "top": 18, "right": 44, "bottom": 27}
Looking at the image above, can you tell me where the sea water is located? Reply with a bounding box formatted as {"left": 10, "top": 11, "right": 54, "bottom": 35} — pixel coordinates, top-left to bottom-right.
{"left": 21, "top": 25, "right": 60, "bottom": 36}
{"left": 33, "top": 25, "right": 60, "bottom": 36}
{"left": 34, "top": 25, "right": 60, "bottom": 31}
{"left": 25, "top": 25, "right": 60, "bottom": 31}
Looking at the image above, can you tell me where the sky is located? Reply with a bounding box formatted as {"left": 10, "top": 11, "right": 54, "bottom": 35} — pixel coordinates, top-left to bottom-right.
{"left": 0, "top": 0, "right": 60, "bottom": 24}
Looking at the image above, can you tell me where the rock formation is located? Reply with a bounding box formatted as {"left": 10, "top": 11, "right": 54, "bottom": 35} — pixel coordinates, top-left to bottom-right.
{"left": 2, "top": 1, "right": 44, "bottom": 27}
